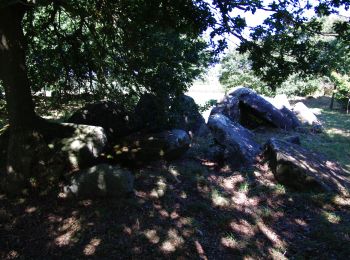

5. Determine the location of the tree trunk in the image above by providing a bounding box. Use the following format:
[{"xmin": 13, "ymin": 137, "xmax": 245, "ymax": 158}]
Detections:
[
  {"xmin": 330, "ymin": 85, "xmax": 337, "ymax": 110},
  {"xmin": 0, "ymin": 4, "xmax": 36, "ymax": 128},
  {"xmin": 0, "ymin": 4, "xmax": 41, "ymax": 194}
]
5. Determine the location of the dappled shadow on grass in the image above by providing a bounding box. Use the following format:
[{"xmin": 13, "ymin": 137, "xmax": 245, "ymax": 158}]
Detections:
[{"xmin": 1, "ymin": 154, "xmax": 350, "ymax": 259}]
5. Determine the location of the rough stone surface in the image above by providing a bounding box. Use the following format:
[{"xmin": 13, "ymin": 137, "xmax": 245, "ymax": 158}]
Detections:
[
  {"xmin": 134, "ymin": 94, "xmax": 205, "ymax": 136},
  {"xmin": 67, "ymin": 101, "xmax": 132, "ymax": 143},
  {"xmin": 133, "ymin": 93, "xmax": 166, "ymax": 132},
  {"xmin": 266, "ymin": 94, "xmax": 292, "ymax": 110},
  {"xmin": 210, "ymin": 96, "xmax": 240, "ymax": 123},
  {"xmin": 264, "ymin": 138, "xmax": 350, "ymax": 195},
  {"xmin": 170, "ymin": 95, "xmax": 206, "ymax": 137},
  {"xmin": 55, "ymin": 123, "xmax": 108, "ymax": 171},
  {"xmin": 280, "ymin": 106, "xmax": 302, "ymax": 129},
  {"xmin": 64, "ymin": 164, "xmax": 134, "ymax": 198},
  {"xmin": 229, "ymin": 87, "xmax": 296, "ymax": 130},
  {"xmin": 208, "ymin": 114, "xmax": 261, "ymax": 164},
  {"xmin": 283, "ymin": 135, "xmax": 301, "ymax": 145},
  {"xmin": 114, "ymin": 129, "xmax": 191, "ymax": 163},
  {"xmin": 292, "ymin": 102, "xmax": 322, "ymax": 126},
  {"xmin": 264, "ymin": 95, "xmax": 301, "ymax": 129},
  {"xmin": 196, "ymin": 124, "xmax": 211, "ymax": 138}
]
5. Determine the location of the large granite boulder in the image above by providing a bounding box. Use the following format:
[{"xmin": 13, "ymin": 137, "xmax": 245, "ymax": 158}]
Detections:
[
  {"xmin": 133, "ymin": 93, "xmax": 167, "ymax": 132},
  {"xmin": 169, "ymin": 95, "xmax": 206, "ymax": 137},
  {"xmin": 114, "ymin": 129, "xmax": 190, "ymax": 163},
  {"xmin": 264, "ymin": 138, "xmax": 350, "ymax": 195},
  {"xmin": 0, "ymin": 123, "xmax": 108, "ymax": 174},
  {"xmin": 0, "ymin": 123, "xmax": 108, "ymax": 195},
  {"xmin": 266, "ymin": 94, "xmax": 291, "ymax": 110},
  {"xmin": 54, "ymin": 123, "xmax": 108, "ymax": 171},
  {"xmin": 292, "ymin": 102, "xmax": 322, "ymax": 126},
  {"xmin": 265, "ymin": 94, "xmax": 301, "ymax": 128},
  {"xmin": 228, "ymin": 87, "xmax": 296, "ymax": 130},
  {"xmin": 64, "ymin": 164, "xmax": 134, "ymax": 198},
  {"xmin": 208, "ymin": 114, "xmax": 260, "ymax": 165},
  {"xmin": 134, "ymin": 93, "xmax": 205, "ymax": 136},
  {"xmin": 210, "ymin": 96, "xmax": 240, "ymax": 123},
  {"xmin": 67, "ymin": 101, "xmax": 133, "ymax": 143}
]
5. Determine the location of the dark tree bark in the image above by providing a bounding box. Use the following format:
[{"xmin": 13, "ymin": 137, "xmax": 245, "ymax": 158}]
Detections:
[
  {"xmin": 330, "ymin": 86, "xmax": 336, "ymax": 110},
  {"xmin": 0, "ymin": 4, "xmax": 36, "ymax": 128},
  {"xmin": 0, "ymin": 4, "xmax": 42, "ymax": 194}
]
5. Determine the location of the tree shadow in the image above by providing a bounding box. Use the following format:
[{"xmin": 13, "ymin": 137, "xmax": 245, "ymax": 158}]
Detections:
[{"xmin": 1, "ymin": 149, "xmax": 350, "ymax": 259}]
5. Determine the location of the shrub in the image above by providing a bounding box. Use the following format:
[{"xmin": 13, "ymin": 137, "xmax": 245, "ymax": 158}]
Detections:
[
  {"xmin": 277, "ymin": 74, "xmax": 330, "ymax": 97},
  {"xmin": 330, "ymin": 71, "xmax": 350, "ymax": 110}
]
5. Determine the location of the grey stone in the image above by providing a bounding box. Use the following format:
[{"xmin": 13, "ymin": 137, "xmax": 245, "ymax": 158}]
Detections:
[
  {"xmin": 114, "ymin": 129, "xmax": 191, "ymax": 163},
  {"xmin": 264, "ymin": 95, "xmax": 301, "ymax": 128},
  {"xmin": 134, "ymin": 94, "xmax": 205, "ymax": 137},
  {"xmin": 208, "ymin": 114, "xmax": 261, "ymax": 165},
  {"xmin": 283, "ymin": 135, "xmax": 301, "ymax": 145},
  {"xmin": 170, "ymin": 95, "xmax": 206, "ymax": 137},
  {"xmin": 67, "ymin": 101, "xmax": 133, "ymax": 143},
  {"xmin": 64, "ymin": 164, "xmax": 134, "ymax": 198},
  {"xmin": 264, "ymin": 138, "xmax": 350, "ymax": 195},
  {"xmin": 210, "ymin": 96, "xmax": 240, "ymax": 123},
  {"xmin": 56, "ymin": 123, "xmax": 108, "ymax": 171},
  {"xmin": 267, "ymin": 94, "xmax": 292, "ymax": 110},
  {"xmin": 229, "ymin": 87, "xmax": 296, "ymax": 130},
  {"xmin": 292, "ymin": 102, "xmax": 322, "ymax": 126}
]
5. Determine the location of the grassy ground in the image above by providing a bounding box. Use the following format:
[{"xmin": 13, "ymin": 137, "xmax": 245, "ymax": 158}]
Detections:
[
  {"xmin": 0, "ymin": 96, "xmax": 350, "ymax": 259},
  {"xmin": 292, "ymin": 96, "xmax": 350, "ymax": 173}
]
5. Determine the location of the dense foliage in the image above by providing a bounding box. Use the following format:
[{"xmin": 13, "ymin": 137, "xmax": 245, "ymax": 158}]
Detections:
[
  {"xmin": 22, "ymin": 1, "xmax": 213, "ymax": 106},
  {"xmin": 219, "ymin": 50, "xmax": 271, "ymax": 95},
  {"xmin": 220, "ymin": 15, "xmax": 350, "ymax": 101},
  {"xmin": 219, "ymin": 50, "xmax": 334, "ymax": 97},
  {"xmin": 330, "ymin": 71, "xmax": 350, "ymax": 110}
]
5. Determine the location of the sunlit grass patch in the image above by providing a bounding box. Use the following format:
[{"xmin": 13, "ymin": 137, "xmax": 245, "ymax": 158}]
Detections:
[
  {"xmin": 221, "ymin": 232, "xmax": 239, "ymax": 249},
  {"xmin": 302, "ymin": 108, "xmax": 350, "ymax": 173},
  {"xmin": 322, "ymin": 210, "xmax": 341, "ymax": 224},
  {"xmin": 238, "ymin": 182, "xmax": 249, "ymax": 192},
  {"xmin": 211, "ymin": 188, "xmax": 230, "ymax": 207},
  {"xmin": 274, "ymin": 184, "xmax": 286, "ymax": 195}
]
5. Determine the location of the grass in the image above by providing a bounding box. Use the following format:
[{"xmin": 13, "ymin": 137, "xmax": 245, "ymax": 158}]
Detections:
[
  {"xmin": 253, "ymin": 97, "xmax": 350, "ymax": 173},
  {"xmin": 302, "ymin": 108, "xmax": 350, "ymax": 172}
]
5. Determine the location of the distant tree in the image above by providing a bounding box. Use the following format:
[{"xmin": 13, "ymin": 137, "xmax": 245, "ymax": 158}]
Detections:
[
  {"xmin": 330, "ymin": 71, "xmax": 350, "ymax": 113},
  {"xmin": 219, "ymin": 50, "xmax": 271, "ymax": 95},
  {"xmin": 240, "ymin": 13, "xmax": 350, "ymax": 91}
]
